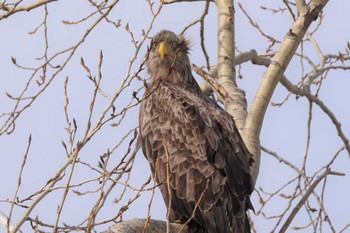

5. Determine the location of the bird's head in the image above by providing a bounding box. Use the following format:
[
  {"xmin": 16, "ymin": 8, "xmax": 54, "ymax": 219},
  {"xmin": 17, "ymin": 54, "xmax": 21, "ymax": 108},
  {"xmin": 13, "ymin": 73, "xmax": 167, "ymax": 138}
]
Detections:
[{"xmin": 146, "ymin": 30, "xmax": 191, "ymax": 81}]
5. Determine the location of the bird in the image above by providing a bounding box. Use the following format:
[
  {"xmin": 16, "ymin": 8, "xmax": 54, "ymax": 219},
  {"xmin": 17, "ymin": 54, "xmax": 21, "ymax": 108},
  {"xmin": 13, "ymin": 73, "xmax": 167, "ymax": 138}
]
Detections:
[{"xmin": 139, "ymin": 29, "xmax": 254, "ymax": 233}]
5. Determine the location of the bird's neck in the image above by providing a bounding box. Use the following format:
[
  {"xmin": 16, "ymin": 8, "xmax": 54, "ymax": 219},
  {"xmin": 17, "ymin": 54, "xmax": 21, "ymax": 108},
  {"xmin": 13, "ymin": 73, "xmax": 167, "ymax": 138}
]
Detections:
[{"xmin": 149, "ymin": 67, "xmax": 200, "ymax": 90}]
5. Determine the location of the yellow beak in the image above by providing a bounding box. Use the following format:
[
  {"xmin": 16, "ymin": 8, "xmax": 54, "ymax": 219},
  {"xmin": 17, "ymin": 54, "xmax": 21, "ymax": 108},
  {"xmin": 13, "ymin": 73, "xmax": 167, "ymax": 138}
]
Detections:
[{"xmin": 158, "ymin": 41, "xmax": 171, "ymax": 60}]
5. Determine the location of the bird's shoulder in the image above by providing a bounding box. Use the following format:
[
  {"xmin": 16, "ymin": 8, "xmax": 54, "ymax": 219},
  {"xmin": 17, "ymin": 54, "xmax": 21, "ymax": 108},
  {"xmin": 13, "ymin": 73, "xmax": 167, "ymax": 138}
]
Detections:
[{"xmin": 141, "ymin": 81, "xmax": 252, "ymax": 175}]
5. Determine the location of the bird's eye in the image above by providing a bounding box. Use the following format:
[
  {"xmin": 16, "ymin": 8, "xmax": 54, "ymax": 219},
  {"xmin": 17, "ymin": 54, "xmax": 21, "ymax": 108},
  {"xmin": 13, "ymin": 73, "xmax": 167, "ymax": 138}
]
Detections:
[
  {"xmin": 153, "ymin": 42, "xmax": 157, "ymax": 47},
  {"xmin": 170, "ymin": 42, "xmax": 177, "ymax": 48}
]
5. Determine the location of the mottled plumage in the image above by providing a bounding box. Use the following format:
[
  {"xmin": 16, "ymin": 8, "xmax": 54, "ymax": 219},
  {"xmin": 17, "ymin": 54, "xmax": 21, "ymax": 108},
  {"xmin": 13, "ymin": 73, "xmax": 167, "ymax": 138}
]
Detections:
[{"xmin": 139, "ymin": 30, "xmax": 254, "ymax": 233}]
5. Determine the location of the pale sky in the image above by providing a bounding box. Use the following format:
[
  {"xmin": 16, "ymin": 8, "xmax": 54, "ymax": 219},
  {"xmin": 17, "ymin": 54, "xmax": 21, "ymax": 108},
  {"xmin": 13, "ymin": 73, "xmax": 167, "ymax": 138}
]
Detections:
[{"xmin": 1, "ymin": 1, "xmax": 349, "ymax": 232}]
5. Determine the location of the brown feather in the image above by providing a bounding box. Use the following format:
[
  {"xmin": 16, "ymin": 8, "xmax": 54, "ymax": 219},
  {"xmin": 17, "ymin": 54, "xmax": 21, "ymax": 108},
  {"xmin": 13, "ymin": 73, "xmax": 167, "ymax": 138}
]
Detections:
[{"xmin": 139, "ymin": 30, "xmax": 254, "ymax": 233}]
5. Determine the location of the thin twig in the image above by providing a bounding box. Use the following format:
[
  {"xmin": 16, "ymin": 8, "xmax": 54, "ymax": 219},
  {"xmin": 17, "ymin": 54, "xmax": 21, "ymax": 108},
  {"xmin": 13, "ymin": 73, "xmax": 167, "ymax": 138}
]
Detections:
[
  {"xmin": 0, "ymin": 0, "xmax": 57, "ymax": 20},
  {"xmin": 192, "ymin": 64, "xmax": 232, "ymax": 102},
  {"xmin": 279, "ymin": 169, "xmax": 345, "ymax": 233},
  {"xmin": 7, "ymin": 135, "xmax": 31, "ymax": 232}
]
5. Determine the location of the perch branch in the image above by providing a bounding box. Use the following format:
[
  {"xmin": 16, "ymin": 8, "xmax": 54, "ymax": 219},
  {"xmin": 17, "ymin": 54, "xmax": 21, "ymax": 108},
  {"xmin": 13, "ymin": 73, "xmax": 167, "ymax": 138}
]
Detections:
[{"xmin": 102, "ymin": 219, "xmax": 187, "ymax": 233}]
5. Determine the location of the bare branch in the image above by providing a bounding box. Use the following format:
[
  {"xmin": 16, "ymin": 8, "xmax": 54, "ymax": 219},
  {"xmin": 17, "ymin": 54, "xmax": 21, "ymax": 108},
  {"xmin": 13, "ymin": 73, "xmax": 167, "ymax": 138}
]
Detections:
[
  {"xmin": 192, "ymin": 64, "xmax": 232, "ymax": 103},
  {"xmin": 215, "ymin": 0, "xmax": 249, "ymax": 133},
  {"xmin": 296, "ymin": 0, "xmax": 307, "ymax": 15},
  {"xmin": 11, "ymin": 157, "xmax": 66, "ymax": 233},
  {"xmin": 261, "ymin": 146, "xmax": 302, "ymax": 176},
  {"xmin": 0, "ymin": 0, "xmax": 120, "ymax": 136},
  {"xmin": 0, "ymin": 0, "xmax": 57, "ymax": 20},
  {"xmin": 0, "ymin": 211, "xmax": 23, "ymax": 233},
  {"xmin": 199, "ymin": 0, "xmax": 211, "ymax": 69},
  {"xmin": 239, "ymin": 2, "xmax": 281, "ymax": 50},
  {"xmin": 243, "ymin": 0, "xmax": 329, "ymax": 184},
  {"xmin": 280, "ymin": 76, "xmax": 350, "ymax": 156},
  {"xmin": 241, "ymin": 50, "xmax": 350, "ymax": 156},
  {"xmin": 279, "ymin": 169, "xmax": 345, "ymax": 233},
  {"xmin": 8, "ymin": 134, "xmax": 32, "ymax": 232},
  {"xmin": 340, "ymin": 222, "xmax": 350, "ymax": 233}
]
